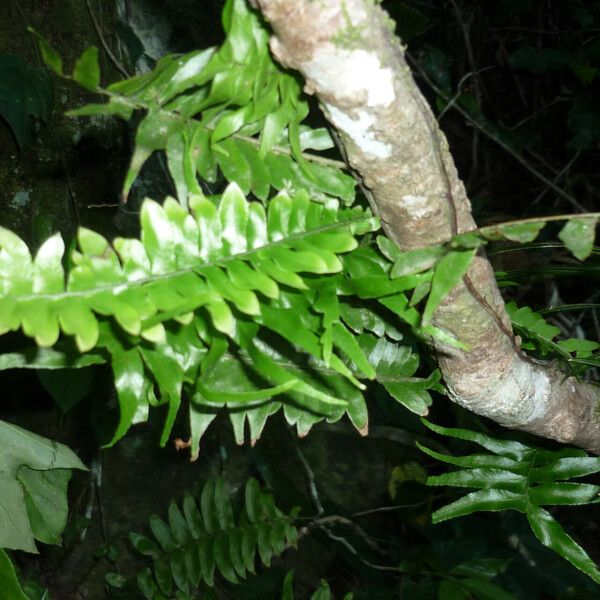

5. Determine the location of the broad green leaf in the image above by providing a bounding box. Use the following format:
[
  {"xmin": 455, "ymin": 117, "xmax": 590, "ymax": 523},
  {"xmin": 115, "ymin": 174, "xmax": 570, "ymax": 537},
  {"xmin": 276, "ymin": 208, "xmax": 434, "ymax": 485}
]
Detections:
[
  {"xmin": 0, "ymin": 549, "xmax": 29, "ymax": 600},
  {"xmin": 108, "ymin": 346, "xmax": 149, "ymax": 445},
  {"xmin": 310, "ymin": 581, "xmax": 332, "ymax": 600},
  {"xmin": 0, "ymin": 56, "xmax": 53, "ymax": 149},
  {"xmin": 198, "ymin": 536, "xmax": 215, "ymax": 586},
  {"xmin": 282, "ymin": 570, "xmax": 295, "ymax": 600},
  {"xmin": 72, "ymin": 46, "xmax": 100, "ymax": 90},
  {"xmin": 244, "ymin": 479, "xmax": 261, "ymax": 523},
  {"xmin": 422, "ymin": 249, "xmax": 475, "ymax": 324},
  {"xmin": 0, "ymin": 420, "xmax": 86, "ymax": 552},
  {"xmin": 226, "ymin": 260, "xmax": 278, "ymax": 299},
  {"xmin": 267, "ymin": 192, "xmax": 292, "ymax": 241},
  {"xmin": 531, "ymin": 456, "xmax": 600, "ymax": 482},
  {"xmin": 228, "ymin": 528, "xmax": 247, "ymax": 578},
  {"xmin": 21, "ymin": 301, "xmax": 60, "ymax": 346},
  {"xmin": 497, "ymin": 221, "xmax": 545, "ymax": 243},
  {"xmin": 527, "ymin": 506, "xmax": 600, "ymax": 583},
  {"xmin": 259, "ymin": 100, "xmax": 294, "ymax": 157},
  {"xmin": 130, "ymin": 532, "xmax": 161, "ymax": 559},
  {"xmin": 558, "ymin": 217, "xmax": 597, "ymax": 261},
  {"xmin": 391, "ymin": 246, "xmax": 444, "ymax": 278},
  {"xmin": 384, "ymin": 381, "xmax": 432, "ymax": 416},
  {"xmin": 422, "ymin": 420, "xmax": 530, "ymax": 459},
  {"xmin": 168, "ymin": 502, "xmax": 191, "ymax": 546},
  {"xmin": 28, "ymin": 27, "xmax": 63, "ymax": 75},
  {"xmin": 124, "ymin": 110, "xmax": 183, "ymax": 198},
  {"xmin": 431, "ymin": 488, "xmax": 526, "ymax": 523},
  {"xmin": 214, "ymin": 534, "xmax": 238, "ymax": 583},
  {"xmin": 237, "ymin": 140, "xmax": 271, "ymax": 200},
  {"xmin": 202, "ymin": 266, "xmax": 260, "ymax": 315},
  {"xmin": 450, "ymin": 558, "xmax": 510, "ymax": 578},
  {"xmin": 506, "ymin": 302, "xmax": 565, "ymax": 357},
  {"xmin": 18, "ymin": 468, "xmax": 72, "ymax": 545},
  {"xmin": 212, "ymin": 105, "xmax": 253, "ymax": 142},
  {"xmin": 137, "ymin": 568, "xmax": 158, "ymax": 599},
  {"xmin": 214, "ymin": 478, "xmax": 235, "ymax": 530},
  {"xmin": 427, "ymin": 467, "xmax": 524, "ymax": 490},
  {"xmin": 170, "ymin": 548, "xmax": 189, "ymax": 593},
  {"xmin": 358, "ymin": 334, "xmax": 438, "ymax": 415},
  {"xmin": 184, "ymin": 543, "xmax": 201, "ymax": 587},
  {"xmin": 438, "ymin": 580, "xmax": 469, "ymax": 600},
  {"xmin": 58, "ymin": 299, "xmax": 99, "ymax": 352},
  {"xmin": 527, "ymin": 482, "xmax": 599, "ymax": 506},
  {"xmin": 150, "ymin": 515, "xmax": 178, "ymax": 552},
  {"xmin": 219, "ymin": 183, "xmax": 249, "ymax": 254},
  {"xmin": 140, "ymin": 348, "xmax": 184, "ymax": 446},
  {"xmin": 200, "ymin": 480, "xmax": 217, "ymax": 536},
  {"xmin": 157, "ymin": 48, "xmax": 215, "ymax": 103},
  {"xmin": 300, "ymin": 127, "xmax": 334, "ymax": 151},
  {"xmin": 557, "ymin": 338, "xmax": 600, "ymax": 357},
  {"xmin": 154, "ymin": 558, "xmax": 173, "ymax": 595},
  {"xmin": 182, "ymin": 494, "xmax": 204, "ymax": 540}
]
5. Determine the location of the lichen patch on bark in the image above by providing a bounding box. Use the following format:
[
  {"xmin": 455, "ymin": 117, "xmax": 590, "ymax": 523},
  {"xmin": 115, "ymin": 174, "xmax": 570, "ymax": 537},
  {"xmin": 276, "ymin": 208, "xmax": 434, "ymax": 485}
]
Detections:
[
  {"xmin": 325, "ymin": 104, "xmax": 392, "ymax": 158},
  {"xmin": 303, "ymin": 46, "xmax": 395, "ymax": 107},
  {"xmin": 399, "ymin": 194, "xmax": 436, "ymax": 218}
]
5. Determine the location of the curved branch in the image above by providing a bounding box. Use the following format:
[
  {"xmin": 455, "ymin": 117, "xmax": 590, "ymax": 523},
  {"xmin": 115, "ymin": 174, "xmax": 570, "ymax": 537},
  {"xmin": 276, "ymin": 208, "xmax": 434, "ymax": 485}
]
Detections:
[{"xmin": 253, "ymin": 0, "xmax": 600, "ymax": 453}]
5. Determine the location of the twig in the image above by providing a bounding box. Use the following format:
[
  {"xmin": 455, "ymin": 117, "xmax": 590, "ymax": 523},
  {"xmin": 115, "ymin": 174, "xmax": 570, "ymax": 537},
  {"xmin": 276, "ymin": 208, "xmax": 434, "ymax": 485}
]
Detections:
[
  {"xmin": 235, "ymin": 131, "xmax": 348, "ymax": 171},
  {"xmin": 406, "ymin": 51, "xmax": 586, "ymax": 212},
  {"xmin": 477, "ymin": 211, "xmax": 600, "ymax": 235},
  {"xmin": 437, "ymin": 68, "xmax": 493, "ymax": 122},
  {"xmin": 316, "ymin": 526, "xmax": 402, "ymax": 573},
  {"xmin": 447, "ymin": 0, "xmax": 483, "ymax": 188},
  {"xmin": 351, "ymin": 497, "xmax": 438, "ymax": 518},
  {"xmin": 85, "ymin": 0, "xmax": 130, "ymax": 79},
  {"xmin": 293, "ymin": 436, "xmax": 324, "ymax": 516},
  {"xmin": 533, "ymin": 151, "xmax": 581, "ymax": 207}
]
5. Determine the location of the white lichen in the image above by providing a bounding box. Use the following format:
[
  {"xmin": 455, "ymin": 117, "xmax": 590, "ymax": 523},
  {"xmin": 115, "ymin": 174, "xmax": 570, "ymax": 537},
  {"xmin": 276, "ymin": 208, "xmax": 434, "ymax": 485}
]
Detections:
[
  {"xmin": 326, "ymin": 104, "xmax": 391, "ymax": 158},
  {"xmin": 400, "ymin": 195, "xmax": 434, "ymax": 218},
  {"xmin": 305, "ymin": 45, "xmax": 395, "ymax": 107}
]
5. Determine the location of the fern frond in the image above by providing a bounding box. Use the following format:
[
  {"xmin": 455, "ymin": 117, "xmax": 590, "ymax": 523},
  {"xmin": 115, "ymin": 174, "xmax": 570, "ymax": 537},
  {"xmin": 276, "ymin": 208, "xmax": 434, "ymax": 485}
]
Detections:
[
  {"xmin": 0, "ymin": 183, "xmax": 378, "ymax": 446},
  {"xmin": 56, "ymin": 0, "xmax": 355, "ymax": 207},
  {"xmin": 0, "ymin": 184, "xmax": 374, "ymax": 347},
  {"xmin": 418, "ymin": 420, "xmax": 600, "ymax": 584},
  {"xmin": 128, "ymin": 478, "xmax": 297, "ymax": 598}
]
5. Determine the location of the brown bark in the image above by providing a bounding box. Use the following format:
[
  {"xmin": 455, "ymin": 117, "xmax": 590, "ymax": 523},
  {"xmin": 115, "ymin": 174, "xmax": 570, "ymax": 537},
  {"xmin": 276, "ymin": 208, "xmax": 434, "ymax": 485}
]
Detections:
[{"xmin": 252, "ymin": 0, "xmax": 600, "ymax": 452}]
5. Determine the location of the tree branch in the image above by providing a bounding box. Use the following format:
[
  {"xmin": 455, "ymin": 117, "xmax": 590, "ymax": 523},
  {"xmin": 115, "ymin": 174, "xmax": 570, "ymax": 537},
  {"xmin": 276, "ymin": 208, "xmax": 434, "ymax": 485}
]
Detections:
[{"xmin": 253, "ymin": 0, "xmax": 600, "ymax": 453}]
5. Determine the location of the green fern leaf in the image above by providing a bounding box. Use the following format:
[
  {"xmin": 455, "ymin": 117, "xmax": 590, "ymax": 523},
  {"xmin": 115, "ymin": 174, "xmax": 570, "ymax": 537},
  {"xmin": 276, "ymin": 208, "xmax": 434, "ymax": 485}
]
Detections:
[
  {"xmin": 53, "ymin": 0, "xmax": 356, "ymax": 207},
  {"xmin": 418, "ymin": 420, "xmax": 600, "ymax": 584},
  {"xmin": 129, "ymin": 478, "xmax": 297, "ymax": 597},
  {"xmin": 0, "ymin": 184, "xmax": 380, "ymax": 446}
]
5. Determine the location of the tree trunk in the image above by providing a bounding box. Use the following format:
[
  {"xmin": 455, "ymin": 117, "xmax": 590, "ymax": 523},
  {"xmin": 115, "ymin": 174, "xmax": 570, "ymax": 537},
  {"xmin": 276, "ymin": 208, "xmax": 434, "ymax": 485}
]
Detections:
[{"xmin": 251, "ymin": 0, "xmax": 600, "ymax": 453}]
